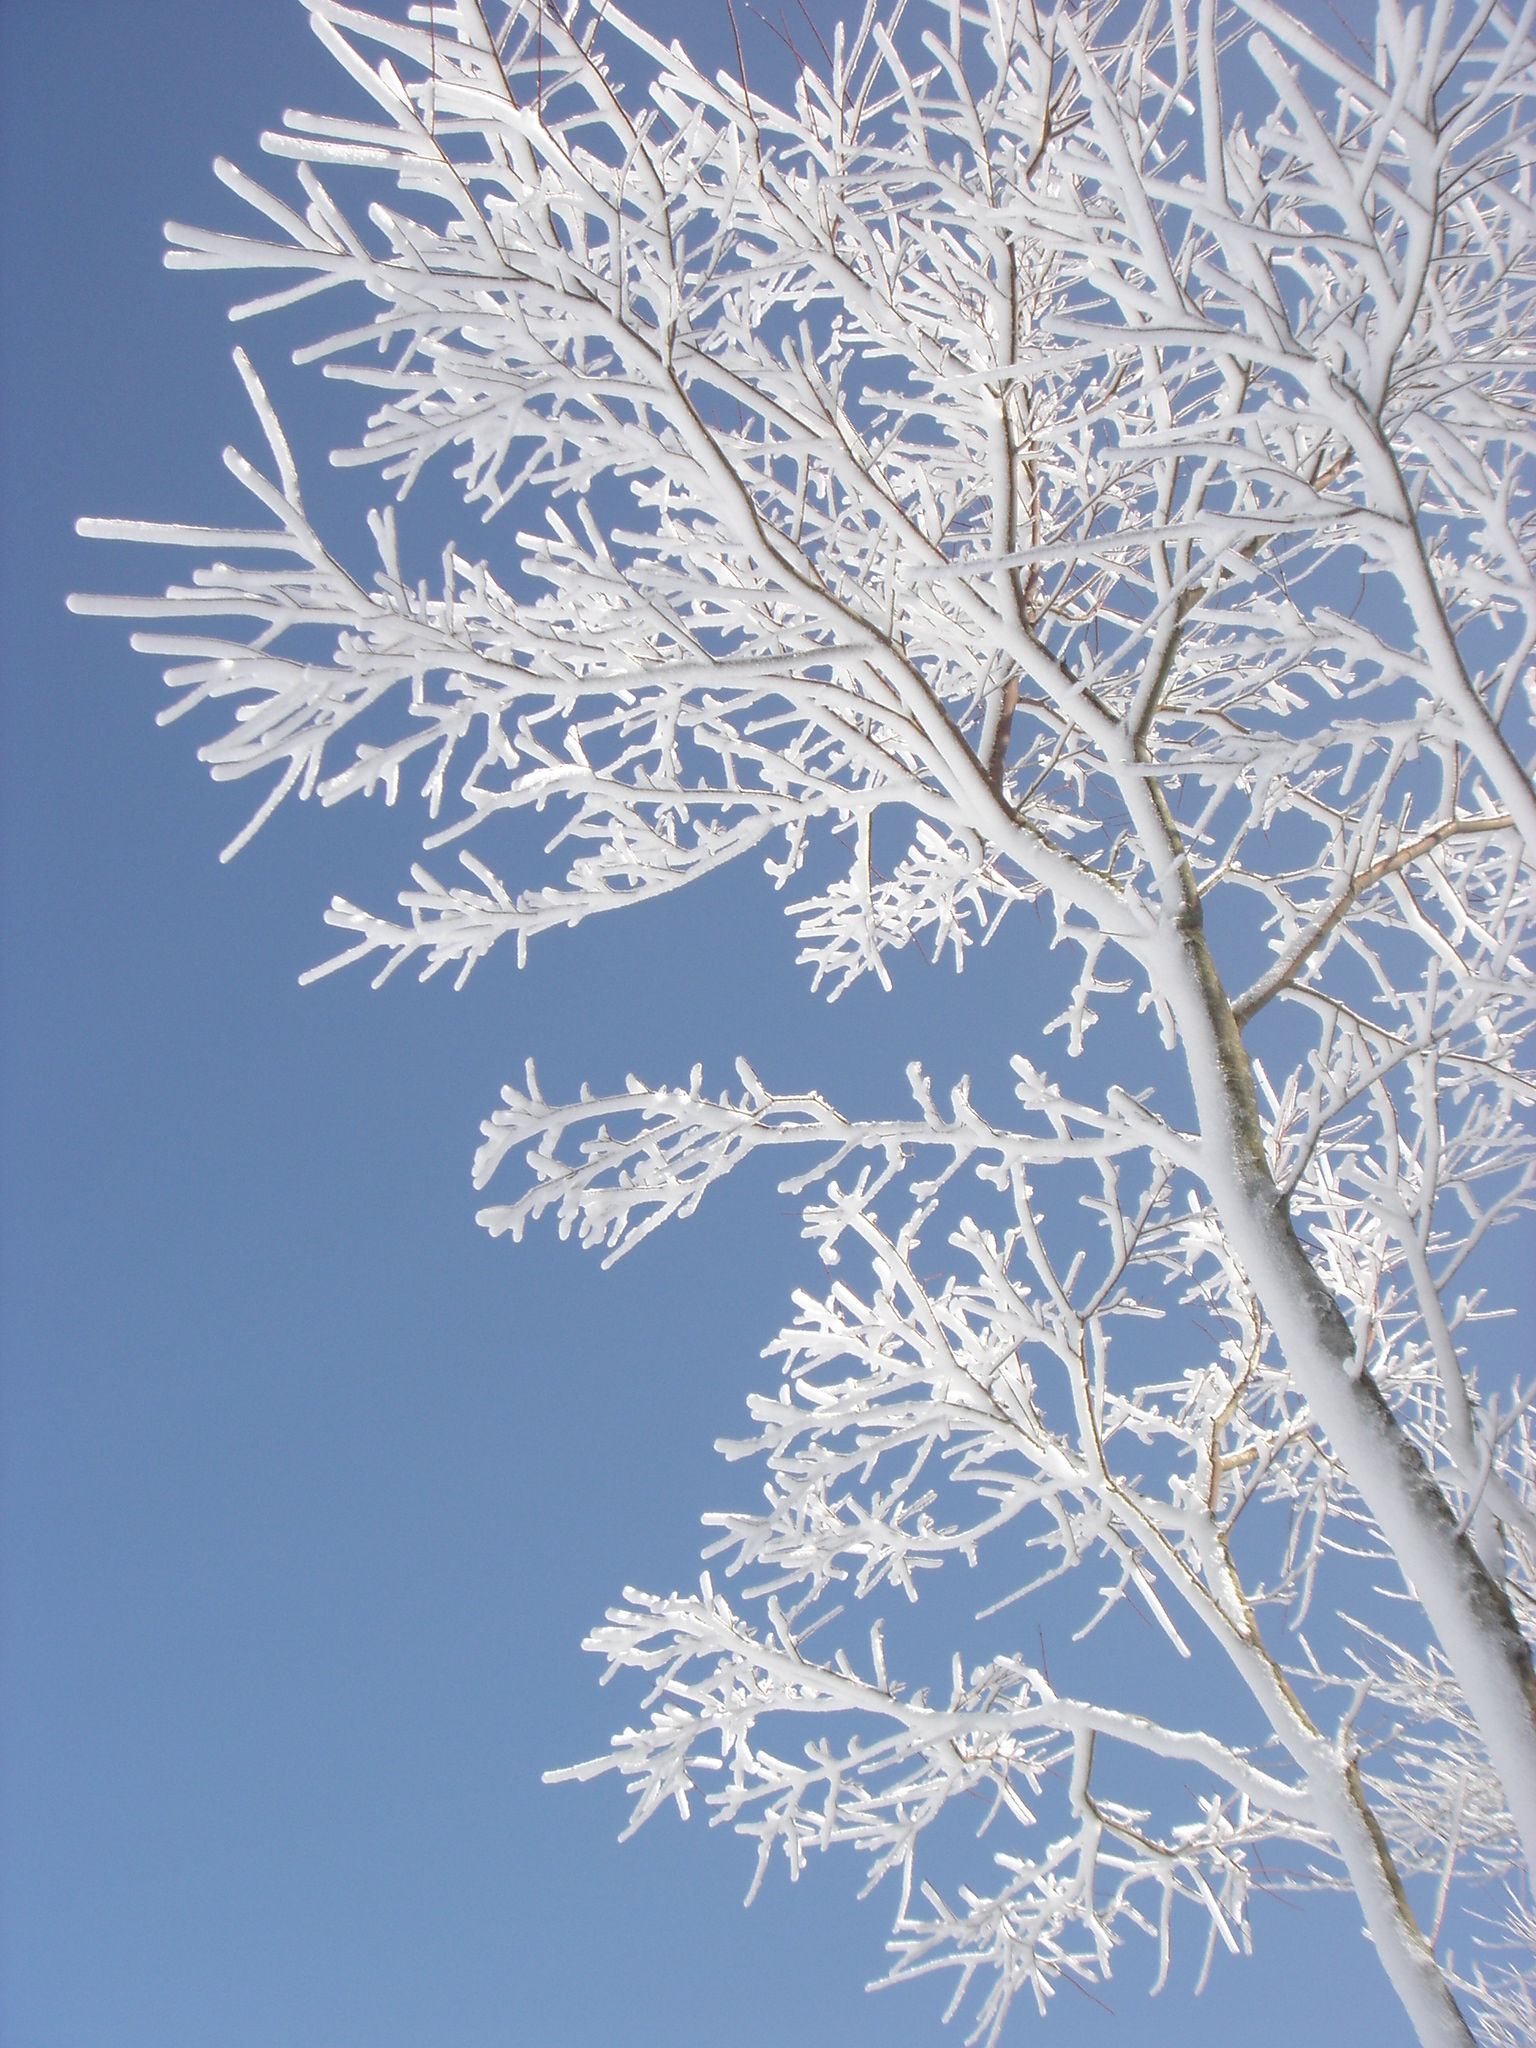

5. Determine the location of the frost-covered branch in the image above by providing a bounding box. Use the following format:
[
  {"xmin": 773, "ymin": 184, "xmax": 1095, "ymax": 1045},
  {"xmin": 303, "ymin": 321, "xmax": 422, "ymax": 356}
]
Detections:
[{"xmin": 78, "ymin": 0, "xmax": 1536, "ymax": 2039}]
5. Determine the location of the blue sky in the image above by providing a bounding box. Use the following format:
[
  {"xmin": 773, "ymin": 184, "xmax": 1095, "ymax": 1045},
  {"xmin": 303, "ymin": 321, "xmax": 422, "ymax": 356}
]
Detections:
[{"xmin": 1, "ymin": 4, "xmax": 1413, "ymax": 2044}]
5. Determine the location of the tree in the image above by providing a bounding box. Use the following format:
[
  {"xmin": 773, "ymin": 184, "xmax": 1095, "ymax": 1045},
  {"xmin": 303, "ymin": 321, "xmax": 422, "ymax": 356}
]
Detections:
[{"xmin": 71, "ymin": 0, "xmax": 1536, "ymax": 2038}]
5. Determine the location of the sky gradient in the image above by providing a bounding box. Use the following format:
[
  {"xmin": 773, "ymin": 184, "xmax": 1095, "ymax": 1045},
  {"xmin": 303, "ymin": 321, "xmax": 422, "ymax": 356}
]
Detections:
[{"xmin": 2, "ymin": 5, "xmax": 1424, "ymax": 2044}]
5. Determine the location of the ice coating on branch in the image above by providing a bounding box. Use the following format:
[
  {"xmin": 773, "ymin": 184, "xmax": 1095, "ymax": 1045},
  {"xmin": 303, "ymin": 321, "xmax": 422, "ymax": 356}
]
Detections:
[{"xmin": 74, "ymin": 0, "xmax": 1536, "ymax": 2039}]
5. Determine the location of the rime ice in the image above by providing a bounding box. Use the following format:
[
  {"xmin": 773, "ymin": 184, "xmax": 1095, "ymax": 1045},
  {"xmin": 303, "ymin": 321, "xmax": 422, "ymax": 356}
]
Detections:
[{"xmin": 73, "ymin": 3, "xmax": 1536, "ymax": 2042}]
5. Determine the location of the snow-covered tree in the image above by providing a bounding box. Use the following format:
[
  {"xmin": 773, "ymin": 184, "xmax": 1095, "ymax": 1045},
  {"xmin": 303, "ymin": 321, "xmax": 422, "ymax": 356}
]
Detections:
[{"xmin": 73, "ymin": 0, "xmax": 1536, "ymax": 2038}]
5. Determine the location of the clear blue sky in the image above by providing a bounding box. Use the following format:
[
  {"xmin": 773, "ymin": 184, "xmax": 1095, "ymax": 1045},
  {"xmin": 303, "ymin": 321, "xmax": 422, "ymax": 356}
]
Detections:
[{"xmin": 1, "ymin": 4, "xmax": 1411, "ymax": 2044}]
